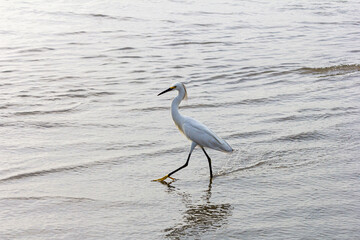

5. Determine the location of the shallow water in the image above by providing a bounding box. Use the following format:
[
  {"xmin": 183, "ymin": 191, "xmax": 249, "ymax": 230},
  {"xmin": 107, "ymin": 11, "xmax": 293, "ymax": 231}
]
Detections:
[{"xmin": 1, "ymin": 0, "xmax": 360, "ymax": 239}]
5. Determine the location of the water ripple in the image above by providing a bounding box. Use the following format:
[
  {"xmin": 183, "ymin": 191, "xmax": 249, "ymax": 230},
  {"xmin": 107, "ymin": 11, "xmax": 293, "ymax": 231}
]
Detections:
[
  {"xmin": 275, "ymin": 131, "xmax": 326, "ymax": 142},
  {"xmin": 13, "ymin": 104, "xmax": 82, "ymax": 116},
  {"xmin": 298, "ymin": 64, "xmax": 360, "ymax": 75}
]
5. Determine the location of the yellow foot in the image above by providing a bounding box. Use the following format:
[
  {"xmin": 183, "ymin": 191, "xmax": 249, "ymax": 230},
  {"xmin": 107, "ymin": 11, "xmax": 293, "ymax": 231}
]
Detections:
[{"xmin": 152, "ymin": 174, "xmax": 175, "ymax": 182}]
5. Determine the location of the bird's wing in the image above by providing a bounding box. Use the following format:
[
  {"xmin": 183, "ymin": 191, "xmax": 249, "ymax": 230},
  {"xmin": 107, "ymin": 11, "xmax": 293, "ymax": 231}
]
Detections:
[{"xmin": 182, "ymin": 117, "xmax": 232, "ymax": 152}]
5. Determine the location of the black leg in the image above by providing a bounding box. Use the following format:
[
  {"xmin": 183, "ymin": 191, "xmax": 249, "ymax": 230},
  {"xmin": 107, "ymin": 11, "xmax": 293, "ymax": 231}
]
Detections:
[
  {"xmin": 201, "ymin": 147, "xmax": 213, "ymax": 179},
  {"xmin": 168, "ymin": 152, "xmax": 192, "ymax": 177}
]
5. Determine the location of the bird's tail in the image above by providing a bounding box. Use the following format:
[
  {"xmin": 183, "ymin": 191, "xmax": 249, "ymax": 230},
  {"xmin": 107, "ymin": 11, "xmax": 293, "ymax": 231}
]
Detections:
[{"xmin": 220, "ymin": 140, "xmax": 233, "ymax": 153}]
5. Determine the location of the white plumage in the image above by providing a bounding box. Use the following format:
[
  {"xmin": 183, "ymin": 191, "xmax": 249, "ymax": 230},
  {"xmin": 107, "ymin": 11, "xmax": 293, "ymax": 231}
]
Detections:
[
  {"xmin": 153, "ymin": 82, "xmax": 232, "ymax": 182},
  {"xmin": 182, "ymin": 118, "xmax": 233, "ymax": 152}
]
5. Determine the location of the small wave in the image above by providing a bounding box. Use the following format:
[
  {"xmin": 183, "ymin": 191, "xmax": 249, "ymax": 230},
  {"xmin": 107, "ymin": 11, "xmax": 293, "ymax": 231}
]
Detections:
[
  {"xmin": 266, "ymin": 106, "xmax": 359, "ymax": 123},
  {"xmin": 132, "ymin": 97, "xmax": 275, "ymax": 112},
  {"xmin": 2, "ymin": 70, "xmax": 16, "ymax": 73},
  {"xmin": 266, "ymin": 111, "xmax": 355, "ymax": 123},
  {"xmin": 262, "ymin": 79, "xmax": 288, "ymax": 86},
  {"xmin": 0, "ymin": 166, "xmax": 81, "ymax": 182},
  {"xmin": 24, "ymin": 121, "xmax": 70, "ymax": 129},
  {"xmin": 297, "ymin": 107, "xmax": 325, "ymax": 113},
  {"xmin": 82, "ymin": 54, "xmax": 109, "ymax": 59},
  {"xmin": 117, "ymin": 55, "xmax": 141, "ymax": 59},
  {"xmin": 166, "ymin": 41, "xmax": 224, "ymax": 47},
  {"xmin": 88, "ymin": 13, "xmax": 117, "ymax": 19},
  {"xmin": 173, "ymin": 64, "xmax": 196, "ymax": 69},
  {"xmin": 271, "ymin": 115, "xmax": 300, "ymax": 122},
  {"xmin": 54, "ymin": 91, "xmax": 115, "ymax": 99},
  {"xmin": 187, "ymin": 97, "xmax": 277, "ymax": 108},
  {"xmin": 131, "ymin": 70, "xmax": 146, "ymax": 73},
  {"xmin": 14, "ymin": 109, "xmax": 72, "ymax": 116},
  {"xmin": 92, "ymin": 91, "xmax": 116, "ymax": 96},
  {"xmin": 57, "ymin": 93, "xmax": 89, "ymax": 98},
  {"xmin": 298, "ymin": 64, "xmax": 360, "ymax": 75},
  {"xmin": 59, "ymin": 31, "xmax": 87, "ymax": 35},
  {"xmin": 107, "ymin": 47, "xmax": 136, "ymax": 51},
  {"xmin": 38, "ymin": 9, "xmax": 119, "ymax": 20},
  {"xmin": 242, "ymin": 70, "xmax": 276, "ymax": 78},
  {"xmin": 215, "ymin": 160, "xmax": 267, "ymax": 177},
  {"xmin": 18, "ymin": 47, "xmax": 55, "ymax": 53},
  {"xmin": 276, "ymin": 131, "xmax": 325, "ymax": 142},
  {"xmin": 180, "ymin": 11, "xmax": 238, "ymax": 16},
  {"xmin": 108, "ymin": 141, "xmax": 158, "ymax": 151},
  {"xmin": 66, "ymin": 88, "xmax": 87, "ymax": 93},
  {"xmin": 203, "ymin": 74, "xmax": 230, "ymax": 81},
  {"xmin": 67, "ymin": 42, "xmax": 91, "ymax": 46},
  {"xmin": 0, "ymin": 103, "xmax": 18, "ymax": 109},
  {"xmin": 15, "ymin": 108, "xmax": 70, "ymax": 116},
  {"xmin": 132, "ymin": 106, "xmax": 168, "ymax": 112},
  {"xmin": 263, "ymin": 113, "xmax": 313, "ymax": 123},
  {"xmin": 228, "ymin": 130, "xmax": 273, "ymax": 139},
  {"xmin": 274, "ymin": 159, "xmax": 317, "ymax": 170},
  {"xmin": 14, "ymin": 103, "xmax": 82, "ymax": 116},
  {"xmin": 0, "ymin": 156, "xmax": 121, "ymax": 183},
  {"xmin": 0, "ymin": 196, "xmax": 96, "ymax": 202}
]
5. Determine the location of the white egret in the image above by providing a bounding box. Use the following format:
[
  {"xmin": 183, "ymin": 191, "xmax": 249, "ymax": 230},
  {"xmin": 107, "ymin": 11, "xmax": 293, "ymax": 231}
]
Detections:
[{"xmin": 153, "ymin": 82, "xmax": 233, "ymax": 182}]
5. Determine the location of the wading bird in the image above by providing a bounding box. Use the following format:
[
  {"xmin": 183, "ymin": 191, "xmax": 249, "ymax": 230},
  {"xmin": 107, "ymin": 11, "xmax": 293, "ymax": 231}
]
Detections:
[{"xmin": 153, "ymin": 82, "xmax": 233, "ymax": 182}]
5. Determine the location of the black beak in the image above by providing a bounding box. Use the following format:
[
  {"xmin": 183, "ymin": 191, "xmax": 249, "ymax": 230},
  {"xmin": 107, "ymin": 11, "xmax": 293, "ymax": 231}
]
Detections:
[{"xmin": 158, "ymin": 88, "xmax": 173, "ymax": 96}]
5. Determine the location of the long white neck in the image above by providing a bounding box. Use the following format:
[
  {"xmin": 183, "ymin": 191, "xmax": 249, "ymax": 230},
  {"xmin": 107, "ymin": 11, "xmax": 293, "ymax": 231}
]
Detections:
[{"xmin": 171, "ymin": 89, "xmax": 186, "ymax": 128}]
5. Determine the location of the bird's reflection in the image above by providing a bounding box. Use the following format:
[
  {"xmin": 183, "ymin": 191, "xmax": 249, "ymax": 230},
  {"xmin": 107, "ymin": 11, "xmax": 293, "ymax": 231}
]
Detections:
[{"xmin": 161, "ymin": 180, "xmax": 232, "ymax": 239}]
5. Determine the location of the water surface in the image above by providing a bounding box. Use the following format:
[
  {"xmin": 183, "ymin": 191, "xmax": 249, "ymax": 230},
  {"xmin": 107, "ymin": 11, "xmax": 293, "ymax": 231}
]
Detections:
[{"xmin": 1, "ymin": 0, "xmax": 359, "ymax": 239}]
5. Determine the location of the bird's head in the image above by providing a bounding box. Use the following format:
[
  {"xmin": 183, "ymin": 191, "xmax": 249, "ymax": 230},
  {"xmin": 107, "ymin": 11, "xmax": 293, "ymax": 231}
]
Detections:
[{"xmin": 158, "ymin": 82, "xmax": 188, "ymax": 100}]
